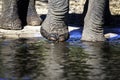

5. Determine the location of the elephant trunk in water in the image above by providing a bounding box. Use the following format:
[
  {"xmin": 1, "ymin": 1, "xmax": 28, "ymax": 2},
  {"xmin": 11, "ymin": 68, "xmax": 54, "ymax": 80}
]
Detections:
[
  {"xmin": 40, "ymin": 0, "xmax": 69, "ymax": 42},
  {"xmin": 81, "ymin": 0, "xmax": 106, "ymax": 42}
]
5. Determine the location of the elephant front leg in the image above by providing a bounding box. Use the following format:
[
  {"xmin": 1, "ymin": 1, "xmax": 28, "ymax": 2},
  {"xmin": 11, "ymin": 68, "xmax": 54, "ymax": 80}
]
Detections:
[
  {"xmin": 27, "ymin": 0, "xmax": 42, "ymax": 26},
  {"xmin": 40, "ymin": 0, "xmax": 69, "ymax": 42},
  {"xmin": 81, "ymin": 0, "xmax": 106, "ymax": 42},
  {"xmin": 0, "ymin": 0, "xmax": 22, "ymax": 30}
]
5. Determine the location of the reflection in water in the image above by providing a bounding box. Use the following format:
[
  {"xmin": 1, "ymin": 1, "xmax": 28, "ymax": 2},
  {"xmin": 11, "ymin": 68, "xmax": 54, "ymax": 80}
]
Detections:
[
  {"xmin": 63, "ymin": 45, "xmax": 90, "ymax": 80},
  {"xmin": 0, "ymin": 38, "xmax": 120, "ymax": 80},
  {"xmin": 102, "ymin": 42, "xmax": 120, "ymax": 80},
  {"xmin": 0, "ymin": 38, "xmax": 46, "ymax": 80},
  {"xmin": 81, "ymin": 42, "xmax": 106, "ymax": 80},
  {"xmin": 80, "ymin": 41, "xmax": 120, "ymax": 80},
  {"xmin": 42, "ymin": 42, "xmax": 69, "ymax": 80}
]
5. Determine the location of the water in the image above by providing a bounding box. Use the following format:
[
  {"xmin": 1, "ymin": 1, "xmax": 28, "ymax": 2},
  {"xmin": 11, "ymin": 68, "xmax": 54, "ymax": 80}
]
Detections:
[
  {"xmin": 0, "ymin": 37, "xmax": 120, "ymax": 80},
  {"xmin": 0, "ymin": 26, "xmax": 120, "ymax": 80}
]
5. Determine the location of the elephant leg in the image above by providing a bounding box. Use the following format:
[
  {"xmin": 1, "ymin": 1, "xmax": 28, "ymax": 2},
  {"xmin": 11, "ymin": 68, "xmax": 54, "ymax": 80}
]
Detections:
[
  {"xmin": 40, "ymin": 0, "xmax": 69, "ymax": 42},
  {"xmin": 27, "ymin": 0, "xmax": 42, "ymax": 26},
  {"xmin": 81, "ymin": 0, "xmax": 106, "ymax": 42},
  {"xmin": 0, "ymin": 0, "xmax": 22, "ymax": 30}
]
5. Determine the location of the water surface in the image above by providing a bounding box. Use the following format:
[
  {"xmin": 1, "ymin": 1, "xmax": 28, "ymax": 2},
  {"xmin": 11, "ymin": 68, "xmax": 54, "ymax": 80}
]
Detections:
[{"xmin": 0, "ymin": 37, "xmax": 120, "ymax": 80}]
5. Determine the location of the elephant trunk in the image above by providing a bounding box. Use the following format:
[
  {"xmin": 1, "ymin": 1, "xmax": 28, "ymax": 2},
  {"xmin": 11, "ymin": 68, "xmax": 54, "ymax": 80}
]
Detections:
[
  {"xmin": 81, "ymin": 0, "xmax": 106, "ymax": 42},
  {"xmin": 41, "ymin": 0, "xmax": 69, "ymax": 41},
  {"xmin": 48, "ymin": 0, "xmax": 69, "ymax": 22}
]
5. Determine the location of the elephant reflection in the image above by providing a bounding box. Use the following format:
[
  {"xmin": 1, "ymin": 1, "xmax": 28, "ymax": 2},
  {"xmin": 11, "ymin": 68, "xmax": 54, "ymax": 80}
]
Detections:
[
  {"xmin": 0, "ymin": 39, "xmax": 120, "ymax": 80},
  {"xmin": 0, "ymin": 40, "xmax": 69, "ymax": 80},
  {"xmin": 81, "ymin": 42, "xmax": 120, "ymax": 80},
  {"xmin": 0, "ymin": 39, "xmax": 45, "ymax": 79}
]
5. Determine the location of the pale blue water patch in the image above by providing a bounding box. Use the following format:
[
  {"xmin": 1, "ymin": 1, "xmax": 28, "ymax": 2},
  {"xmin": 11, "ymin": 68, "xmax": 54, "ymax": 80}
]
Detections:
[
  {"xmin": 108, "ymin": 35, "xmax": 120, "ymax": 41},
  {"xmin": 105, "ymin": 27, "xmax": 120, "ymax": 41},
  {"xmin": 67, "ymin": 29, "xmax": 82, "ymax": 42},
  {"xmin": 67, "ymin": 27, "xmax": 120, "ymax": 42}
]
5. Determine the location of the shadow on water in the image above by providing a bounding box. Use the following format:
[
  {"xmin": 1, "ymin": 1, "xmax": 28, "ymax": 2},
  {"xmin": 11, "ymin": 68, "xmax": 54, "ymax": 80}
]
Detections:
[{"xmin": 0, "ymin": 38, "xmax": 120, "ymax": 80}]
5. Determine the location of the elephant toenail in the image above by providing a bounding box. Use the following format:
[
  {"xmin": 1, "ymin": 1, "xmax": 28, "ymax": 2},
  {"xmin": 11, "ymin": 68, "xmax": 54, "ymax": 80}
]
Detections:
[
  {"xmin": 48, "ymin": 34, "xmax": 58, "ymax": 41},
  {"xmin": 59, "ymin": 36, "xmax": 65, "ymax": 42}
]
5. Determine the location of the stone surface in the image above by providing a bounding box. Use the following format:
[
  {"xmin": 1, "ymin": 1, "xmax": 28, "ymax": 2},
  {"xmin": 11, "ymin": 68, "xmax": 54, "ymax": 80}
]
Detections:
[
  {"xmin": 35, "ymin": 1, "xmax": 48, "ymax": 15},
  {"xmin": 0, "ymin": 26, "xmax": 41, "ymax": 38},
  {"xmin": 0, "ymin": 25, "xmax": 118, "ymax": 39},
  {"xmin": 0, "ymin": 26, "xmax": 80, "ymax": 39},
  {"xmin": 110, "ymin": 0, "xmax": 120, "ymax": 15}
]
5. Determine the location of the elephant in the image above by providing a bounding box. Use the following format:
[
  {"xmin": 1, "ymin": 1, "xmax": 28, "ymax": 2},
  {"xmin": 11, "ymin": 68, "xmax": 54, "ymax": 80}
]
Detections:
[
  {"xmin": 0, "ymin": 0, "xmax": 108, "ymax": 42},
  {"xmin": 81, "ymin": 0, "xmax": 108, "ymax": 42},
  {"xmin": 0, "ymin": 0, "xmax": 42, "ymax": 30},
  {"xmin": 41, "ymin": 0, "xmax": 108, "ymax": 42}
]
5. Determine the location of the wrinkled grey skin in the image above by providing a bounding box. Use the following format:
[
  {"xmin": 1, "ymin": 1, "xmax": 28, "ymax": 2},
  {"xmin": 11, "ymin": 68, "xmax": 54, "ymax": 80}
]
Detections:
[
  {"xmin": 0, "ymin": 0, "xmax": 107, "ymax": 42},
  {"xmin": 81, "ymin": 0, "xmax": 107, "ymax": 42},
  {"xmin": 40, "ymin": 0, "xmax": 69, "ymax": 42},
  {"xmin": 0, "ymin": 0, "xmax": 41, "ymax": 30},
  {"xmin": 41, "ymin": 0, "xmax": 107, "ymax": 42}
]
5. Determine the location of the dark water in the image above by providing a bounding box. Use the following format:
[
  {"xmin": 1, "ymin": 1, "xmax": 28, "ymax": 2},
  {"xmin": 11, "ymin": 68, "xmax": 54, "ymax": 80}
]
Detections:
[{"xmin": 0, "ymin": 37, "xmax": 120, "ymax": 80}]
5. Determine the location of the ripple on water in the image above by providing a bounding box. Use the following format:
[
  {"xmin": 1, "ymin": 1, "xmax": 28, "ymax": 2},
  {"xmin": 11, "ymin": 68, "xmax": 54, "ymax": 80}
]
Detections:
[{"xmin": 0, "ymin": 33, "xmax": 120, "ymax": 80}]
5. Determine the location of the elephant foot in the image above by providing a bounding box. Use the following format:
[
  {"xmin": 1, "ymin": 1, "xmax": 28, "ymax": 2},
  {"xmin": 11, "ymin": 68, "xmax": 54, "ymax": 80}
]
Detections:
[
  {"xmin": 81, "ymin": 37, "xmax": 105, "ymax": 42},
  {"xmin": 27, "ymin": 15, "xmax": 42, "ymax": 26},
  {"xmin": 0, "ymin": 18, "xmax": 22, "ymax": 30},
  {"xmin": 81, "ymin": 32, "xmax": 105, "ymax": 42},
  {"xmin": 40, "ymin": 20, "xmax": 69, "ymax": 42},
  {"xmin": 41, "ymin": 27, "xmax": 69, "ymax": 42}
]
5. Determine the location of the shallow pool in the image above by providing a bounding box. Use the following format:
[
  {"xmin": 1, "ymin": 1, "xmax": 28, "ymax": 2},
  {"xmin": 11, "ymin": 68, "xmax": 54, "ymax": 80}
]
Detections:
[{"xmin": 0, "ymin": 37, "xmax": 120, "ymax": 80}]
